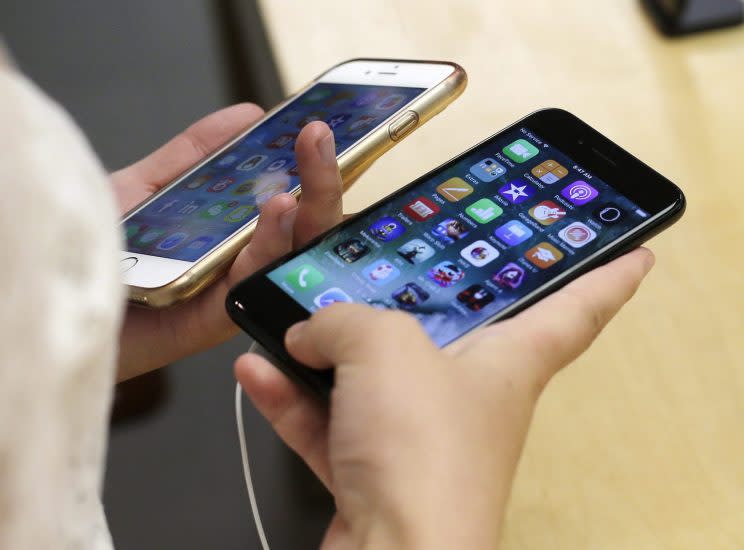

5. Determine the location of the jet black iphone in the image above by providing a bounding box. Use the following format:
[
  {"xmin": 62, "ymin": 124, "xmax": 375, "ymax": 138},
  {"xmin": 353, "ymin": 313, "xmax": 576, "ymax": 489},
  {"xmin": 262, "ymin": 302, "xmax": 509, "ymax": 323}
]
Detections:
[{"xmin": 227, "ymin": 109, "xmax": 686, "ymax": 399}]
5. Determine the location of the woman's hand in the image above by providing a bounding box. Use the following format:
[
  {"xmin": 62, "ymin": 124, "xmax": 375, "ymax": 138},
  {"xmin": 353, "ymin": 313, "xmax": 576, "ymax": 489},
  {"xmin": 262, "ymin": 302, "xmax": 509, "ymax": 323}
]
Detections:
[
  {"xmin": 113, "ymin": 104, "xmax": 344, "ymax": 380},
  {"xmin": 236, "ymin": 248, "xmax": 655, "ymax": 549}
]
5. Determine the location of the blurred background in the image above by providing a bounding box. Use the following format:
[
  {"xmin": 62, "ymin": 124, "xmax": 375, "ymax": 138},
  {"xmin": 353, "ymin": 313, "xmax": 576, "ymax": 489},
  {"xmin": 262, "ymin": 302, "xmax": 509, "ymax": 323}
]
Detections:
[{"xmin": 2, "ymin": 1, "xmax": 743, "ymax": 549}]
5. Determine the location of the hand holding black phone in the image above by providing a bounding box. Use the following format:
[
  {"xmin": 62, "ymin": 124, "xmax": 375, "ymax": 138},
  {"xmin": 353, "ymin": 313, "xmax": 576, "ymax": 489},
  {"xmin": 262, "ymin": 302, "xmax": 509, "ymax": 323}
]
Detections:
[{"xmin": 227, "ymin": 109, "xmax": 685, "ymax": 399}]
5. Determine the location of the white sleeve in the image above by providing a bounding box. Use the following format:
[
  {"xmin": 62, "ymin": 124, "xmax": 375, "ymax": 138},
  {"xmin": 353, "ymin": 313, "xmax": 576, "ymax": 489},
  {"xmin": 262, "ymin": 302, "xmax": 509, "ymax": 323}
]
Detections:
[{"xmin": 0, "ymin": 51, "xmax": 124, "ymax": 549}]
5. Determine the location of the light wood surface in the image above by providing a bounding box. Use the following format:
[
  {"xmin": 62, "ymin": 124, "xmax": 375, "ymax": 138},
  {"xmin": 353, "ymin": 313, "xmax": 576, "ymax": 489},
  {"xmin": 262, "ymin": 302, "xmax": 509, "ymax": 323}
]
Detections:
[{"xmin": 258, "ymin": 2, "xmax": 744, "ymax": 548}]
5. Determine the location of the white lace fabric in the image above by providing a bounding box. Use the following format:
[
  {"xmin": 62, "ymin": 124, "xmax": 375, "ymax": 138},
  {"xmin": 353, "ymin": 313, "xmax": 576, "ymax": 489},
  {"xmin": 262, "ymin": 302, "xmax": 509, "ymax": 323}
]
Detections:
[{"xmin": 0, "ymin": 54, "xmax": 123, "ymax": 549}]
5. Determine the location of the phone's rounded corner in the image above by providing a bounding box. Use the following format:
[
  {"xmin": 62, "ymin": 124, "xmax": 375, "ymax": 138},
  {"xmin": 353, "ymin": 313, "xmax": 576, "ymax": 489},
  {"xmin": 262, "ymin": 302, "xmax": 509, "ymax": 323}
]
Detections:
[
  {"xmin": 671, "ymin": 187, "xmax": 687, "ymax": 220},
  {"xmin": 446, "ymin": 61, "xmax": 468, "ymax": 84},
  {"xmin": 126, "ymin": 277, "xmax": 192, "ymax": 309},
  {"xmin": 526, "ymin": 107, "xmax": 576, "ymax": 124},
  {"xmin": 445, "ymin": 63, "xmax": 468, "ymax": 98}
]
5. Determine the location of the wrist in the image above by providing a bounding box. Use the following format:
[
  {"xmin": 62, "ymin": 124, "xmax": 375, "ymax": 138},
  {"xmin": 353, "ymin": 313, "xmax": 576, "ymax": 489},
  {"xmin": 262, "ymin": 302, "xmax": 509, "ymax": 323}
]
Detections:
[{"xmin": 353, "ymin": 490, "xmax": 502, "ymax": 550}]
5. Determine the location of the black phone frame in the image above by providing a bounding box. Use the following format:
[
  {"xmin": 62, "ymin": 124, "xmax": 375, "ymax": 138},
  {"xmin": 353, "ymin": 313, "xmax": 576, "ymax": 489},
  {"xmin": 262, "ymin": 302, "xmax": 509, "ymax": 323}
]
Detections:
[{"xmin": 226, "ymin": 108, "xmax": 686, "ymax": 401}]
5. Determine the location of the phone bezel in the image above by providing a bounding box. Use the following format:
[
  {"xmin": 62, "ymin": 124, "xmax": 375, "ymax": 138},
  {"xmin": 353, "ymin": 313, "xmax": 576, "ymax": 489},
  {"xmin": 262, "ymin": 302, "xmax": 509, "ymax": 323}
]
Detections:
[
  {"xmin": 226, "ymin": 108, "xmax": 686, "ymax": 399},
  {"xmin": 121, "ymin": 59, "xmax": 458, "ymax": 290}
]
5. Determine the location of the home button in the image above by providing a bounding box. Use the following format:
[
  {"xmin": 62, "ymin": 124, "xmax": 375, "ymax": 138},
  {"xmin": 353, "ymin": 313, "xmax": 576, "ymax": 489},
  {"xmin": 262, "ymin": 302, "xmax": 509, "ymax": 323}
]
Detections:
[{"xmin": 120, "ymin": 257, "xmax": 138, "ymax": 273}]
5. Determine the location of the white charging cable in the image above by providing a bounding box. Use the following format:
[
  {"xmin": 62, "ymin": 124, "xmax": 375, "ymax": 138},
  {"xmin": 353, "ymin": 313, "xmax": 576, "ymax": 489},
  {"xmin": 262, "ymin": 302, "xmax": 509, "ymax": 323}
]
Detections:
[{"xmin": 235, "ymin": 340, "xmax": 271, "ymax": 550}]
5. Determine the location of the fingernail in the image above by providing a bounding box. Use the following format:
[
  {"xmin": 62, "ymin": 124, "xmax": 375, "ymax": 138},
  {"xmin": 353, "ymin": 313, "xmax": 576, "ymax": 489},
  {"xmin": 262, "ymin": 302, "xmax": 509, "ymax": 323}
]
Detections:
[
  {"xmin": 285, "ymin": 321, "xmax": 307, "ymax": 347},
  {"xmin": 279, "ymin": 206, "xmax": 298, "ymax": 234},
  {"xmin": 318, "ymin": 130, "xmax": 336, "ymax": 165}
]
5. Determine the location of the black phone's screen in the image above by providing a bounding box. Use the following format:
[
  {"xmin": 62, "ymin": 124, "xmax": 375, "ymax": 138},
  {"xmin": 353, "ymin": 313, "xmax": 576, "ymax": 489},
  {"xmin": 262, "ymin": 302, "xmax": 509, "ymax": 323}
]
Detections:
[
  {"xmin": 122, "ymin": 82, "xmax": 424, "ymax": 262},
  {"xmin": 265, "ymin": 125, "xmax": 654, "ymax": 347}
]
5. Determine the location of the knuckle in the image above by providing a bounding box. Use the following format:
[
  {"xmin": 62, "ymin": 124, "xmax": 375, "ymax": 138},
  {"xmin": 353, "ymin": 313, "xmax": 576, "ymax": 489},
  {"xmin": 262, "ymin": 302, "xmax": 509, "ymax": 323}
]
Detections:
[{"xmin": 563, "ymin": 288, "xmax": 605, "ymax": 341}]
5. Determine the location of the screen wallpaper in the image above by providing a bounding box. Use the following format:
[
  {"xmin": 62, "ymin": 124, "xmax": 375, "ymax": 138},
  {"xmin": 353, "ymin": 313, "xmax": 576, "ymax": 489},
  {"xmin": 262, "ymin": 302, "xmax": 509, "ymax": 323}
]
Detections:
[
  {"xmin": 268, "ymin": 126, "xmax": 651, "ymax": 347},
  {"xmin": 123, "ymin": 82, "xmax": 425, "ymax": 261}
]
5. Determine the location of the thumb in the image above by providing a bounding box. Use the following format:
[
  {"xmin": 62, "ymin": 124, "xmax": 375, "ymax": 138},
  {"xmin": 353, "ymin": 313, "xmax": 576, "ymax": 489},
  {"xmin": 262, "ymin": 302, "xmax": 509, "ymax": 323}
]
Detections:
[{"xmin": 285, "ymin": 303, "xmax": 436, "ymax": 370}]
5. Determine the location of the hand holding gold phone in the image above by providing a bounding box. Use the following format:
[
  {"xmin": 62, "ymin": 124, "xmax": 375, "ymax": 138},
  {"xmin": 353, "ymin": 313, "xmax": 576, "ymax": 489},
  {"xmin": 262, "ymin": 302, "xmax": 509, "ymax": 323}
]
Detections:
[{"xmin": 121, "ymin": 59, "xmax": 466, "ymax": 308}]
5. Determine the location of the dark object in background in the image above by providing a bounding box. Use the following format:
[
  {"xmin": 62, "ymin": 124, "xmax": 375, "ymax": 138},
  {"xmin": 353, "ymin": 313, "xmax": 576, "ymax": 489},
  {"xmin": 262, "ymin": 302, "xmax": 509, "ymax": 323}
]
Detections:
[{"xmin": 642, "ymin": 0, "xmax": 743, "ymax": 35}]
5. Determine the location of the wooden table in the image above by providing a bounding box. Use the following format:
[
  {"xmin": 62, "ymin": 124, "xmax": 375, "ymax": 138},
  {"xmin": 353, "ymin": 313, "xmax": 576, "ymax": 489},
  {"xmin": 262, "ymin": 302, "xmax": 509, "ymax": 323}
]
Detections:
[{"xmin": 259, "ymin": 2, "xmax": 744, "ymax": 547}]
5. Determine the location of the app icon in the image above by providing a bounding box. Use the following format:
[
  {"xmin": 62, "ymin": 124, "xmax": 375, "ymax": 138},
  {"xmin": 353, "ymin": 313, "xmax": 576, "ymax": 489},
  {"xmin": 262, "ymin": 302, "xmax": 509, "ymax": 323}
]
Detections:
[
  {"xmin": 404, "ymin": 197, "xmax": 440, "ymax": 221},
  {"xmin": 460, "ymin": 240, "xmax": 500, "ymax": 267},
  {"xmin": 224, "ymin": 205, "xmax": 256, "ymax": 223},
  {"xmin": 156, "ymin": 232, "xmax": 189, "ymax": 251},
  {"xmin": 333, "ymin": 238, "xmax": 370, "ymax": 263},
  {"xmin": 529, "ymin": 200, "xmax": 567, "ymax": 225},
  {"xmin": 135, "ymin": 228, "xmax": 165, "ymax": 246},
  {"xmin": 427, "ymin": 261, "xmax": 465, "ymax": 288},
  {"xmin": 207, "ymin": 177, "xmax": 234, "ymax": 193},
  {"xmin": 232, "ymin": 181, "xmax": 257, "ymax": 196},
  {"xmin": 561, "ymin": 180, "xmax": 599, "ymax": 205},
  {"xmin": 558, "ymin": 221, "xmax": 597, "ymax": 248},
  {"xmin": 124, "ymin": 223, "xmax": 142, "ymax": 240},
  {"xmin": 525, "ymin": 242, "xmax": 564, "ymax": 268},
  {"xmin": 465, "ymin": 198, "xmax": 503, "ymax": 224},
  {"xmin": 470, "ymin": 158, "xmax": 506, "ymax": 182},
  {"xmin": 153, "ymin": 199, "xmax": 179, "ymax": 214},
  {"xmin": 457, "ymin": 284, "xmax": 495, "ymax": 311},
  {"xmin": 492, "ymin": 262, "xmax": 526, "ymax": 289},
  {"xmin": 267, "ymin": 134, "xmax": 297, "ymax": 149},
  {"xmin": 593, "ymin": 202, "xmax": 624, "ymax": 225},
  {"xmin": 185, "ymin": 174, "xmax": 211, "ymax": 190},
  {"xmin": 217, "ymin": 154, "xmax": 238, "ymax": 167},
  {"xmin": 436, "ymin": 177, "xmax": 474, "ymax": 202},
  {"xmin": 296, "ymin": 111, "xmax": 326, "ymax": 128},
  {"xmin": 375, "ymin": 94, "xmax": 406, "ymax": 110},
  {"xmin": 323, "ymin": 90, "xmax": 354, "ymax": 107},
  {"xmin": 362, "ymin": 259, "xmax": 401, "ymax": 286},
  {"xmin": 431, "ymin": 218, "xmax": 470, "ymax": 244},
  {"xmin": 368, "ymin": 216, "xmax": 406, "ymax": 242},
  {"xmin": 494, "ymin": 220, "xmax": 533, "ymax": 246},
  {"xmin": 253, "ymin": 179, "xmax": 290, "ymax": 206},
  {"xmin": 236, "ymin": 155, "xmax": 267, "ymax": 172},
  {"xmin": 325, "ymin": 113, "xmax": 352, "ymax": 129},
  {"xmin": 314, "ymin": 287, "xmax": 353, "ymax": 308},
  {"xmin": 347, "ymin": 114, "xmax": 378, "ymax": 133},
  {"xmin": 301, "ymin": 87, "xmax": 333, "ymax": 104},
  {"xmin": 352, "ymin": 90, "xmax": 383, "ymax": 108},
  {"xmin": 177, "ymin": 200, "xmax": 205, "ymax": 215},
  {"xmin": 278, "ymin": 110, "xmax": 299, "ymax": 124},
  {"xmin": 396, "ymin": 238, "xmax": 436, "ymax": 264},
  {"xmin": 498, "ymin": 179, "xmax": 537, "ymax": 204},
  {"xmin": 531, "ymin": 159, "xmax": 568, "ymax": 184},
  {"xmin": 503, "ymin": 139, "xmax": 539, "ymax": 163},
  {"xmin": 200, "ymin": 200, "xmax": 238, "ymax": 218},
  {"xmin": 265, "ymin": 157, "xmax": 292, "ymax": 173},
  {"xmin": 285, "ymin": 264, "xmax": 324, "ymax": 291},
  {"xmin": 185, "ymin": 236, "xmax": 214, "ymax": 251},
  {"xmin": 392, "ymin": 282, "xmax": 430, "ymax": 310}
]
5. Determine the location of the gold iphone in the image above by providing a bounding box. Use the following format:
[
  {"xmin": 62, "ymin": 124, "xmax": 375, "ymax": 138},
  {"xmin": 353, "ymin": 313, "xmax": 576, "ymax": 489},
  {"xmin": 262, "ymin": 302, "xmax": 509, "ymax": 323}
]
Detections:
[{"xmin": 121, "ymin": 58, "xmax": 467, "ymax": 308}]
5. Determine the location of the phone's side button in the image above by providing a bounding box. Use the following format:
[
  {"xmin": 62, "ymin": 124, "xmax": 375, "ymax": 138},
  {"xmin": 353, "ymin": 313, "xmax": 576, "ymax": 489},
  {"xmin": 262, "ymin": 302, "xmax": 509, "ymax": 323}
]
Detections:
[
  {"xmin": 388, "ymin": 110, "xmax": 419, "ymax": 141},
  {"xmin": 120, "ymin": 257, "xmax": 138, "ymax": 273}
]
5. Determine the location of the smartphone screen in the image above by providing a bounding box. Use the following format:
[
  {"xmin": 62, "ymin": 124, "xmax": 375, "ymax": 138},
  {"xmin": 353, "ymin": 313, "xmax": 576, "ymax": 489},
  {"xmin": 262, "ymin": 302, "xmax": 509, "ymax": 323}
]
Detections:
[
  {"xmin": 122, "ymin": 82, "xmax": 425, "ymax": 262},
  {"xmin": 264, "ymin": 125, "xmax": 656, "ymax": 347}
]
